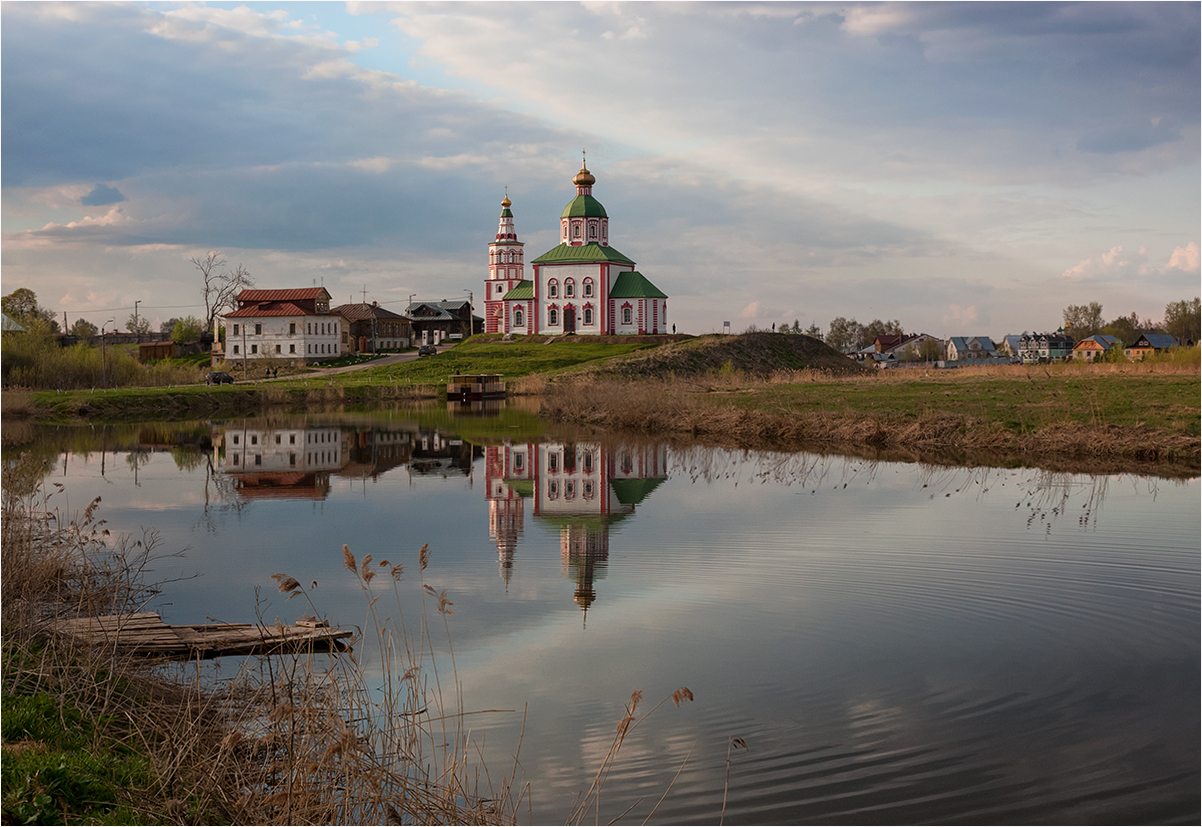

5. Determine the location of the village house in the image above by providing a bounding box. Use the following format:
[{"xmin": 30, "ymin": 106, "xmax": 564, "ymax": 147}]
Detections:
[
  {"xmin": 945, "ymin": 336, "xmax": 998, "ymax": 362},
  {"xmin": 1124, "ymin": 333, "xmax": 1182, "ymax": 360},
  {"xmin": 407, "ymin": 300, "xmax": 480, "ymax": 346},
  {"xmin": 219, "ymin": 287, "xmax": 348, "ymax": 366},
  {"xmin": 1071, "ymin": 334, "xmax": 1121, "ymax": 362},
  {"xmin": 332, "ymin": 301, "xmax": 411, "ymax": 353},
  {"xmin": 1017, "ymin": 332, "xmax": 1075, "ymax": 364},
  {"xmin": 485, "ymin": 158, "xmax": 669, "ymax": 336}
]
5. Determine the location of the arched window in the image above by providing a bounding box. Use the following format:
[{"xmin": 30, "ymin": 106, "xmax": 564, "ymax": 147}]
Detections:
[
  {"xmin": 549, "ymin": 308, "xmax": 559, "ymax": 326},
  {"xmin": 573, "ymin": 224, "xmax": 580, "ymax": 238},
  {"xmin": 508, "ymin": 251, "xmax": 516, "ymax": 263},
  {"xmin": 622, "ymin": 307, "xmax": 632, "ymax": 325},
  {"xmin": 583, "ymin": 279, "xmax": 594, "ymax": 297},
  {"xmin": 589, "ymin": 223, "xmax": 597, "ymax": 239},
  {"xmin": 548, "ymin": 280, "xmax": 558, "ymax": 298},
  {"xmin": 565, "ymin": 279, "xmax": 575, "ymax": 298},
  {"xmin": 514, "ymin": 308, "xmax": 524, "ymax": 326},
  {"xmin": 583, "ymin": 307, "xmax": 593, "ymax": 325}
]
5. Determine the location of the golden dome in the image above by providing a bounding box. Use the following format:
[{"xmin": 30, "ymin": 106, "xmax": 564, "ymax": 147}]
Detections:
[
  {"xmin": 501, "ymin": 195, "xmax": 511, "ymax": 208},
  {"xmin": 572, "ymin": 161, "xmax": 595, "ymax": 187}
]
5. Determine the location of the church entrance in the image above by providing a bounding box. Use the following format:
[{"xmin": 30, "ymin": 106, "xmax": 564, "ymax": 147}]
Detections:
[{"xmin": 564, "ymin": 306, "xmax": 576, "ymax": 334}]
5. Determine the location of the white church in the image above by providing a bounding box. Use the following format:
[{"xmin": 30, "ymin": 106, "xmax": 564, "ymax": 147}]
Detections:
[{"xmin": 483, "ymin": 158, "xmax": 669, "ymax": 336}]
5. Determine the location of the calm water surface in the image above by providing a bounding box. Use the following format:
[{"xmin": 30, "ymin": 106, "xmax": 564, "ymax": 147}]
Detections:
[{"xmin": 5, "ymin": 409, "xmax": 1198, "ymax": 824}]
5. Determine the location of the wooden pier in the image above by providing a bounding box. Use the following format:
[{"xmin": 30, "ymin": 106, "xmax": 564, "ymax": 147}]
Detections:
[
  {"xmin": 53, "ymin": 612, "xmax": 353, "ymax": 659},
  {"xmin": 447, "ymin": 373, "xmax": 506, "ymax": 401}
]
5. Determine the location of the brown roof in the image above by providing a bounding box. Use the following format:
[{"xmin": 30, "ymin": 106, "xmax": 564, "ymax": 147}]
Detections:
[
  {"xmin": 226, "ymin": 302, "xmax": 315, "ymax": 318},
  {"xmin": 332, "ymin": 303, "xmax": 408, "ymax": 322},
  {"xmin": 237, "ymin": 288, "xmax": 330, "ymax": 302}
]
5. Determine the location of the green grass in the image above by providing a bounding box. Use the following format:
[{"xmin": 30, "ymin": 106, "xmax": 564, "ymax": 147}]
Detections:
[{"xmin": 335, "ymin": 336, "xmax": 661, "ymax": 387}]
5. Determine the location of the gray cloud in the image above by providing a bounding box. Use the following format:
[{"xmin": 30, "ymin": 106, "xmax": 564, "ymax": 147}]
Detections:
[{"xmin": 80, "ymin": 183, "xmax": 126, "ymax": 206}]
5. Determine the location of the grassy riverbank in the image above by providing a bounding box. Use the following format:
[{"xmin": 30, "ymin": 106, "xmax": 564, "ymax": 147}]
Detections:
[
  {"xmin": 5, "ymin": 334, "xmax": 1198, "ymax": 474},
  {"xmin": 0, "ymin": 457, "xmax": 524, "ymax": 824}
]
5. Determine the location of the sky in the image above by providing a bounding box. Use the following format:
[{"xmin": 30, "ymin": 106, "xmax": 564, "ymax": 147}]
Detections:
[{"xmin": 2, "ymin": 1, "xmax": 1199, "ymax": 337}]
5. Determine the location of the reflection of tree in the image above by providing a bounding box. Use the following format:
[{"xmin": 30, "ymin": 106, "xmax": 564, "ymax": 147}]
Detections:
[
  {"xmin": 125, "ymin": 450, "xmax": 152, "ymax": 474},
  {"xmin": 193, "ymin": 454, "xmax": 250, "ymax": 534},
  {"xmin": 170, "ymin": 445, "xmax": 207, "ymax": 472}
]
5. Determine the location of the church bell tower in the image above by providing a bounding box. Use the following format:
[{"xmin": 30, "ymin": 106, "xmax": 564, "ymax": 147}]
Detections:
[{"xmin": 485, "ymin": 193, "xmax": 525, "ymax": 334}]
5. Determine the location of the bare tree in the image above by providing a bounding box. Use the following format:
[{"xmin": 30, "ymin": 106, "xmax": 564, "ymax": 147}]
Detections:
[{"xmin": 192, "ymin": 251, "xmax": 253, "ymax": 335}]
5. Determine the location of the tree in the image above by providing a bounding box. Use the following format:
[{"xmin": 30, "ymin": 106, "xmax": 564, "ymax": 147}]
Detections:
[
  {"xmin": 69, "ymin": 318, "xmax": 99, "ymax": 342},
  {"xmin": 171, "ymin": 316, "xmax": 206, "ymax": 343},
  {"xmin": 1100, "ymin": 312, "xmax": 1156, "ymax": 345},
  {"xmin": 127, "ymin": 313, "xmax": 153, "ymax": 338},
  {"xmin": 804, "ymin": 323, "xmax": 823, "ymax": 340},
  {"xmin": 862, "ymin": 319, "xmax": 903, "ymax": 344},
  {"xmin": 2, "ymin": 287, "xmax": 60, "ymax": 332},
  {"xmin": 919, "ymin": 337, "xmax": 944, "ymax": 362},
  {"xmin": 1063, "ymin": 302, "xmax": 1104, "ymax": 337},
  {"xmin": 192, "ymin": 251, "xmax": 253, "ymax": 334},
  {"xmin": 826, "ymin": 317, "xmax": 864, "ymax": 353},
  {"xmin": 1163, "ymin": 297, "xmax": 1201, "ymax": 343},
  {"xmin": 161, "ymin": 318, "xmax": 181, "ymax": 335}
]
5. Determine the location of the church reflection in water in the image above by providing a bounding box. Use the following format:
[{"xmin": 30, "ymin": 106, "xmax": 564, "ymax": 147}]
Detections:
[
  {"xmin": 212, "ymin": 421, "xmax": 665, "ymax": 616},
  {"xmin": 486, "ymin": 441, "xmax": 666, "ymax": 617}
]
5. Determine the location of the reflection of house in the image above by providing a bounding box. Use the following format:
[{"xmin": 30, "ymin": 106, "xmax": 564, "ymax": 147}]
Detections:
[
  {"xmin": 216, "ymin": 424, "xmax": 349, "ymax": 500},
  {"xmin": 409, "ymin": 429, "xmax": 480, "ymax": 476},
  {"xmin": 332, "ymin": 302, "xmax": 411, "ymax": 352},
  {"xmin": 1124, "ymin": 333, "xmax": 1181, "ymax": 360},
  {"xmin": 1071, "ymin": 334, "xmax": 1120, "ymax": 362},
  {"xmin": 484, "ymin": 441, "xmax": 666, "ymax": 616},
  {"xmin": 336, "ymin": 428, "xmax": 414, "ymax": 481}
]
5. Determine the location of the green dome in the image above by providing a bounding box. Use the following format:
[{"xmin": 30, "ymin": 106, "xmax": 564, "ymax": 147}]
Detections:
[{"xmin": 561, "ymin": 194, "xmax": 607, "ymax": 219}]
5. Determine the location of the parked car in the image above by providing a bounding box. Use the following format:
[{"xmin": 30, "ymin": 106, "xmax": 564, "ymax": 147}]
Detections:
[
  {"xmin": 206, "ymin": 371, "xmax": 235, "ymax": 385},
  {"xmin": 418, "ymin": 344, "xmax": 437, "ymax": 357}
]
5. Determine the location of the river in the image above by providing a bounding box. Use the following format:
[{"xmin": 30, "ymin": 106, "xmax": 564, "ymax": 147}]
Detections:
[{"xmin": 4, "ymin": 406, "xmax": 1198, "ymax": 824}]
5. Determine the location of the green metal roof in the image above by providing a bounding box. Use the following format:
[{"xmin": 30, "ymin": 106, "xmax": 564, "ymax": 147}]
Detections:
[
  {"xmin": 608, "ymin": 271, "xmax": 667, "ymax": 299},
  {"xmin": 560, "ymin": 194, "xmax": 607, "ymax": 218},
  {"xmin": 500, "ymin": 207, "xmax": 512, "ymax": 218},
  {"xmin": 531, "ymin": 243, "xmax": 635, "ymax": 265},
  {"xmin": 610, "ymin": 477, "xmax": 667, "ymax": 506},
  {"xmin": 502, "ymin": 281, "xmax": 534, "ymax": 300}
]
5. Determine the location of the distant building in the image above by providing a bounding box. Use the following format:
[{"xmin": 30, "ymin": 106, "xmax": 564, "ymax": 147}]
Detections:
[
  {"xmin": 486, "ymin": 158, "xmax": 669, "ymax": 336},
  {"xmin": 945, "ymin": 336, "xmax": 998, "ymax": 362},
  {"xmin": 407, "ymin": 300, "xmax": 479, "ymax": 346},
  {"xmin": 1072, "ymin": 334, "xmax": 1121, "ymax": 362},
  {"xmin": 221, "ymin": 287, "xmax": 348, "ymax": 365},
  {"xmin": 333, "ymin": 302, "xmax": 411, "ymax": 352},
  {"xmin": 1018, "ymin": 332, "xmax": 1074, "ymax": 364},
  {"xmin": 1124, "ymin": 333, "xmax": 1182, "ymax": 360}
]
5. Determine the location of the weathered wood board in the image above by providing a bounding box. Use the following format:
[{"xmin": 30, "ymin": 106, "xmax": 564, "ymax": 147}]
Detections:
[{"xmin": 53, "ymin": 612, "xmax": 352, "ymax": 659}]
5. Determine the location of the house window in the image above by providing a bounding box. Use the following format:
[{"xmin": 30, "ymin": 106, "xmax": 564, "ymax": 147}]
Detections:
[
  {"xmin": 549, "ymin": 281, "xmax": 558, "ymax": 298},
  {"xmin": 290, "ymin": 434, "xmax": 296, "ymax": 444},
  {"xmin": 583, "ymin": 307, "xmax": 593, "ymax": 325},
  {"xmin": 622, "ymin": 307, "xmax": 632, "ymax": 325},
  {"xmin": 251, "ymin": 344, "xmax": 258, "ymax": 354},
  {"xmin": 251, "ymin": 435, "xmax": 257, "ymax": 445},
  {"xmin": 275, "ymin": 434, "xmax": 281, "ymax": 444},
  {"xmin": 232, "ymin": 324, "xmax": 240, "ymax": 335},
  {"xmin": 254, "ymin": 454, "xmax": 261, "ymax": 466},
  {"xmin": 514, "ymin": 308, "xmax": 524, "ymax": 326},
  {"xmin": 290, "ymin": 344, "xmax": 296, "ymax": 354},
  {"xmin": 289, "ymin": 323, "xmax": 296, "ymax": 335},
  {"xmin": 255, "ymin": 324, "xmax": 262, "ymax": 335},
  {"xmin": 583, "ymin": 279, "xmax": 593, "ymax": 297},
  {"xmin": 549, "ymin": 308, "xmax": 558, "ymax": 325},
  {"xmin": 232, "ymin": 453, "xmax": 239, "ymax": 465},
  {"xmin": 565, "ymin": 280, "xmax": 575, "ymax": 298},
  {"xmin": 232, "ymin": 344, "xmax": 240, "ymax": 354},
  {"xmin": 275, "ymin": 344, "xmax": 281, "ymax": 354},
  {"xmin": 232, "ymin": 435, "xmax": 239, "ymax": 445}
]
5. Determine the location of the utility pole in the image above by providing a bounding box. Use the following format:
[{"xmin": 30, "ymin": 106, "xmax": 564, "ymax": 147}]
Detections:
[
  {"xmin": 101, "ymin": 319, "xmax": 114, "ymax": 387},
  {"xmin": 134, "ymin": 300, "xmax": 141, "ymax": 342}
]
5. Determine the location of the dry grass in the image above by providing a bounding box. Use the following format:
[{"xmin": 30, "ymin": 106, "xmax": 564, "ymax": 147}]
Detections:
[
  {"xmin": 1, "ymin": 457, "xmax": 524, "ymax": 825},
  {"xmin": 0, "ymin": 388, "xmax": 37, "ymax": 419}
]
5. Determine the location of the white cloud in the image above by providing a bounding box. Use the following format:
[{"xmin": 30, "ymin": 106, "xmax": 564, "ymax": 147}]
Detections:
[
  {"xmin": 1061, "ymin": 243, "xmax": 1200, "ymax": 282},
  {"xmin": 942, "ymin": 304, "xmax": 979, "ymax": 327},
  {"xmin": 739, "ymin": 301, "xmax": 760, "ymax": 319},
  {"xmin": 1165, "ymin": 242, "xmax": 1200, "ymax": 273}
]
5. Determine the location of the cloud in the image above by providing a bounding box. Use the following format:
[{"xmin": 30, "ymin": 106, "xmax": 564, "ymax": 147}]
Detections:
[
  {"xmin": 80, "ymin": 183, "xmax": 126, "ymax": 206},
  {"xmin": 1165, "ymin": 242, "xmax": 1200, "ymax": 273},
  {"xmin": 943, "ymin": 304, "xmax": 979, "ymax": 327},
  {"xmin": 739, "ymin": 301, "xmax": 760, "ymax": 319},
  {"xmin": 1061, "ymin": 243, "xmax": 1201, "ymax": 283}
]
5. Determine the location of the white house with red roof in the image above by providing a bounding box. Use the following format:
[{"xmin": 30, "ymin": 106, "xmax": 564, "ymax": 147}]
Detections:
[
  {"xmin": 220, "ymin": 287, "xmax": 348, "ymax": 365},
  {"xmin": 484, "ymin": 158, "xmax": 669, "ymax": 336}
]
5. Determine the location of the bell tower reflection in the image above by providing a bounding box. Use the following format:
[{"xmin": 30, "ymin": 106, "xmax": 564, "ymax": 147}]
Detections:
[{"xmin": 485, "ymin": 440, "xmax": 666, "ymax": 615}]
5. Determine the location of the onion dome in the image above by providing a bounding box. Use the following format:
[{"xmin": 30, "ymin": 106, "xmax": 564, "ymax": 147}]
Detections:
[{"xmin": 572, "ymin": 162, "xmax": 595, "ymax": 188}]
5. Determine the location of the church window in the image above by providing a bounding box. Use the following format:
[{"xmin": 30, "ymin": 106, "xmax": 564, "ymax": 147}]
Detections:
[
  {"xmin": 549, "ymin": 453, "xmax": 559, "ymax": 472},
  {"xmin": 549, "ymin": 308, "xmax": 559, "ymax": 326},
  {"xmin": 548, "ymin": 281, "xmax": 558, "ymax": 298},
  {"xmin": 514, "ymin": 308, "xmax": 524, "ymax": 326},
  {"xmin": 589, "ymin": 223, "xmax": 597, "ymax": 239},
  {"xmin": 508, "ymin": 251, "xmax": 515, "ymax": 263},
  {"xmin": 565, "ymin": 481, "xmax": 575, "ymax": 500},
  {"xmin": 622, "ymin": 307, "xmax": 632, "ymax": 325},
  {"xmin": 548, "ymin": 481, "xmax": 558, "ymax": 499},
  {"xmin": 573, "ymin": 224, "xmax": 580, "ymax": 238},
  {"xmin": 565, "ymin": 279, "xmax": 575, "ymax": 298},
  {"xmin": 583, "ymin": 279, "xmax": 593, "ymax": 297},
  {"xmin": 583, "ymin": 307, "xmax": 593, "ymax": 325}
]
